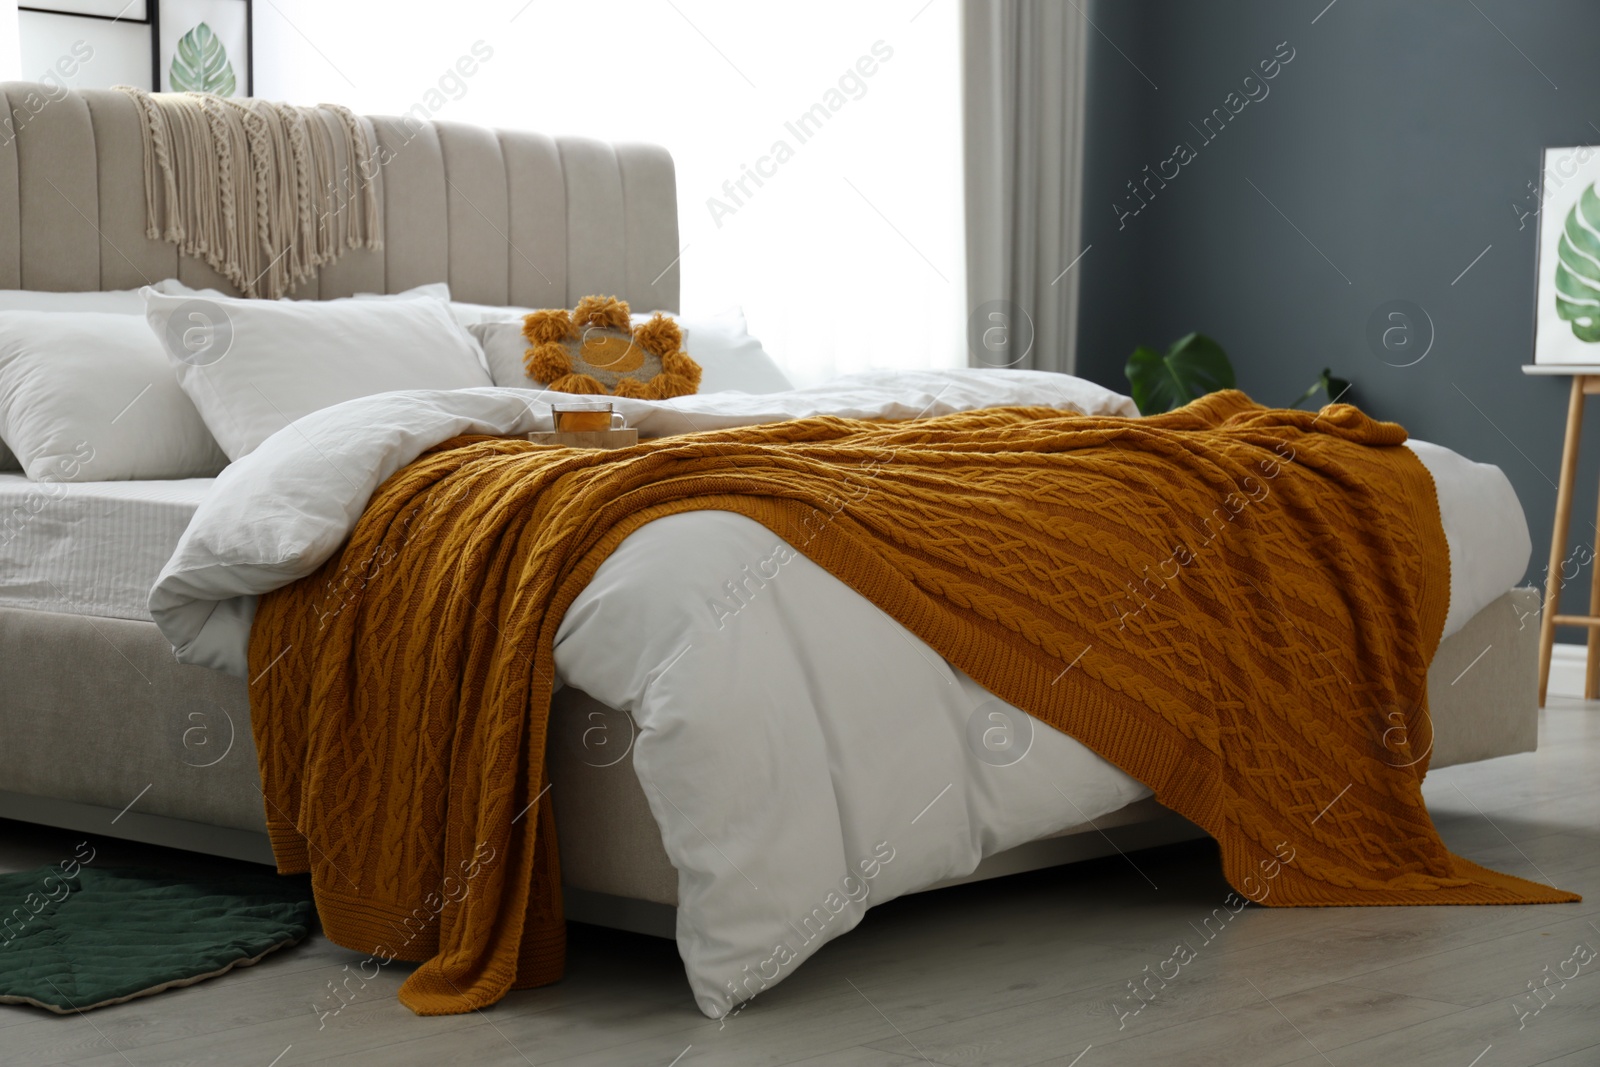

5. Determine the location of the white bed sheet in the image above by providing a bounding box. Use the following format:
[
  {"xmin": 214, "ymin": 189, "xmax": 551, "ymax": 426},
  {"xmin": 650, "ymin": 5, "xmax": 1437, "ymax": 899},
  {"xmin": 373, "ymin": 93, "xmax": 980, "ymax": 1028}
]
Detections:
[
  {"xmin": 140, "ymin": 374, "xmax": 1531, "ymax": 1018},
  {"xmin": 0, "ymin": 473, "xmax": 211, "ymax": 621},
  {"xmin": 1407, "ymin": 439, "xmax": 1531, "ymax": 635}
]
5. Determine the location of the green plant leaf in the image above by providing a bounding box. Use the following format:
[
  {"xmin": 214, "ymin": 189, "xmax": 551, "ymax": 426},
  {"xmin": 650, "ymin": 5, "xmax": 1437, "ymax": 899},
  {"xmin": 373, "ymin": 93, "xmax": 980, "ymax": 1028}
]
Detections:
[
  {"xmin": 1556, "ymin": 182, "xmax": 1600, "ymax": 342},
  {"xmin": 1124, "ymin": 332, "xmax": 1235, "ymax": 415},
  {"xmin": 169, "ymin": 23, "xmax": 237, "ymax": 96},
  {"xmin": 1290, "ymin": 367, "xmax": 1352, "ymax": 409}
]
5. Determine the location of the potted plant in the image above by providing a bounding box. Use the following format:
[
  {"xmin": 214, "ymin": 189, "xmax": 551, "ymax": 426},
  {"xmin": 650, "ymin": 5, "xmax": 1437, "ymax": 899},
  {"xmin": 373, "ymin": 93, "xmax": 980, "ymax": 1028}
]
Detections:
[{"xmin": 1125, "ymin": 333, "xmax": 1350, "ymax": 414}]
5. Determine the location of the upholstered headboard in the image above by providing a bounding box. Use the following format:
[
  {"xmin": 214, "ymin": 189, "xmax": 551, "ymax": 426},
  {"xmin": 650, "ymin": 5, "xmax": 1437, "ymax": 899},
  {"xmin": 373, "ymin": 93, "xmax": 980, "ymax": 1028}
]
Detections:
[{"xmin": 0, "ymin": 82, "xmax": 679, "ymax": 310}]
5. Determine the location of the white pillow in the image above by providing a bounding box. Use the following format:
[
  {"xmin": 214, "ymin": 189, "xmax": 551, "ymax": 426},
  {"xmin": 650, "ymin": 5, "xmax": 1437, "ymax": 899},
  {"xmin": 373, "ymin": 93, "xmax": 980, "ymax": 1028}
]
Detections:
[
  {"xmin": 0, "ymin": 311, "xmax": 228, "ymax": 481},
  {"xmin": 661, "ymin": 310, "xmax": 793, "ymax": 394},
  {"xmin": 363, "ymin": 282, "xmax": 452, "ymax": 305},
  {"xmin": 161, "ymin": 278, "xmax": 453, "ymax": 306},
  {"xmin": 0, "ymin": 288, "xmax": 150, "ymax": 314},
  {"xmin": 156, "ymin": 279, "xmax": 495, "ymax": 381},
  {"xmin": 436, "ymin": 297, "xmax": 795, "ymax": 394},
  {"xmin": 468, "ymin": 307, "xmax": 794, "ymax": 395},
  {"xmin": 142, "ymin": 288, "xmax": 494, "ymax": 460},
  {"xmin": 0, "ymin": 285, "xmax": 183, "ymax": 469},
  {"xmin": 447, "ymin": 299, "xmax": 526, "ymax": 327},
  {"xmin": 159, "ymin": 279, "xmax": 454, "ymax": 305}
]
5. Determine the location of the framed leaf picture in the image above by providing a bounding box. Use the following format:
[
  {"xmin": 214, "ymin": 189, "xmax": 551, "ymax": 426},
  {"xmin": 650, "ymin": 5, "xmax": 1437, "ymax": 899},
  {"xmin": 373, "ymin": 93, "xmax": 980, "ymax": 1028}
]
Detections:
[
  {"xmin": 154, "ymin": 0, "xmax": 252, "ymax": 96},
  {"xmin": 1535, "ymin": 145, "xmax": 1600, "ymax": 365}
]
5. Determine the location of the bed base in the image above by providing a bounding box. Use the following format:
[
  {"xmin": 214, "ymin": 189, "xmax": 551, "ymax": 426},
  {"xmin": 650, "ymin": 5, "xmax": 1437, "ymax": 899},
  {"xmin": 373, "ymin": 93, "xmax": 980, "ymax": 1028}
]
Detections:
[{"xmin": 0, "ymin": 588, "xmax": 1540, "ymax": 938}]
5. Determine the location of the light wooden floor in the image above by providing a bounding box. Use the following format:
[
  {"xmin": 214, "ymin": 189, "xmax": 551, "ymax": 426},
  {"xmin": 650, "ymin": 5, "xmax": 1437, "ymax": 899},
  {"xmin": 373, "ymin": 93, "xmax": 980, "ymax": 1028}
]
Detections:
[{"xmin": 2, "ymin": 692, "xmax": 1597, "ymax": 1065}]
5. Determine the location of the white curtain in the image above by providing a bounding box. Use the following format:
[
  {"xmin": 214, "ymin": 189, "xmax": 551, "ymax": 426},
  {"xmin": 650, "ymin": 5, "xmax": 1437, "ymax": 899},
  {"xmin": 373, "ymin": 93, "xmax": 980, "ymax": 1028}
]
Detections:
[{"xmin": 962, "ymin": 0, "xmax": 1089, "ymax": 373}]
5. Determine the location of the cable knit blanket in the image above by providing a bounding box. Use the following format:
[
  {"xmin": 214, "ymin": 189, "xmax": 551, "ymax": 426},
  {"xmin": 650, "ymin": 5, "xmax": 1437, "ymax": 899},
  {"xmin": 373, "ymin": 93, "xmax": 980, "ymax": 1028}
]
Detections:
[{"xmin": 248, "ymin": 391, "xmax": 1576, "ymax": 1016}]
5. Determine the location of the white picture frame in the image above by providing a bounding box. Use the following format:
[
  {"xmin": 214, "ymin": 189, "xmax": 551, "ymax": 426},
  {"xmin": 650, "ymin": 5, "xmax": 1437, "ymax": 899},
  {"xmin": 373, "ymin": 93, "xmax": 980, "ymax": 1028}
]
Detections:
[
  {"xmin": 1535, "ymin": 144, "xmax": 1600, "ymax": 365},
  {"xmin": 155, "ymin": 0, "xmax": 250, "ymax": 97}
]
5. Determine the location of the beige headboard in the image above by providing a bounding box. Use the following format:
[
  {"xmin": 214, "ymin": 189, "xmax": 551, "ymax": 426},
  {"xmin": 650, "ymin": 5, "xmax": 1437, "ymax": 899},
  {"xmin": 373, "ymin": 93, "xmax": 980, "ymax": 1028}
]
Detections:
[{"xmin": 0, "ymin": 82, "xmax": 680, "ymax": 311}]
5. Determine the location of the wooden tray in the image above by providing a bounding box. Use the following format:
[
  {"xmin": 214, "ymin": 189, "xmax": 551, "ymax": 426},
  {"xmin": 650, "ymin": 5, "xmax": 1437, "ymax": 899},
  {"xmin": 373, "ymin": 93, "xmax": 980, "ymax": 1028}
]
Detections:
[{"xmin": 526, "ymin": 428, "xmax": 639, "ymax": 450}]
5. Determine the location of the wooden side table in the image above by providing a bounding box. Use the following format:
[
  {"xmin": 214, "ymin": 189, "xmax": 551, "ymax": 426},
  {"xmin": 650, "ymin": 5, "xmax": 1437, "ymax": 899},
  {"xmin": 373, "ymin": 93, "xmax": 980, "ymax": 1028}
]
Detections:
[{"xmin": 1522, "ymin": 365, "xmax": 1600, "ymax": 704}]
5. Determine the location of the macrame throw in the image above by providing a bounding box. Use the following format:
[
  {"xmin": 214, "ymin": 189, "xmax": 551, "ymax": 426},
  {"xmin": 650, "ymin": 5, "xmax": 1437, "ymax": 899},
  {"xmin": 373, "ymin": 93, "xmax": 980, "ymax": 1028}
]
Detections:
[{"xmin": 116, "ymin": 87, "xmax": 382, "ymax": 299}]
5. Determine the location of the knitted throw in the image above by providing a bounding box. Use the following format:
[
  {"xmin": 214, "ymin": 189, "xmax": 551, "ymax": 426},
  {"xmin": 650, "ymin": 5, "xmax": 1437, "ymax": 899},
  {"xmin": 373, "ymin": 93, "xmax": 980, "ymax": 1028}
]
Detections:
[
  {"xmin": 248, "ymin": 392, "xmax": 1578, "ymax": 1017},
  {"xmin": 116, "ymin": 88, "xmax": 381, "ymax": 298}
]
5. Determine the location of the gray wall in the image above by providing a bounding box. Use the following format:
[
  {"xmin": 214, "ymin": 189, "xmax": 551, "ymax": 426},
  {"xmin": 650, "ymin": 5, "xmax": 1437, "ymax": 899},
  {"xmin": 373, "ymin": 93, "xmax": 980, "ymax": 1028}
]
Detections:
[{"xmin": 1077, "ymin": 0, "xmax": 1600, "ymax": 639}]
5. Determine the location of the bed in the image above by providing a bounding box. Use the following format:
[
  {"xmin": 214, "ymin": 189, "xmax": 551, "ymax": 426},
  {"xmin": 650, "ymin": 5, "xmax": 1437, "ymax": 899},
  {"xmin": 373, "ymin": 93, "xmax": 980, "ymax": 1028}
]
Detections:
[{"xmin": 0, "ymin": 82, "xmax": 1548, "ymax": 1019}]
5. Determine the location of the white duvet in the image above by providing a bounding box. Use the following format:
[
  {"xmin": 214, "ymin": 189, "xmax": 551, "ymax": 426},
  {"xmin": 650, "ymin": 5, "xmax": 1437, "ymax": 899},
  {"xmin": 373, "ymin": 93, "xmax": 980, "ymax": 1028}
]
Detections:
[{"xmin": 149, "ymin": 370, "xmax": 1530, "ymax": 1017}]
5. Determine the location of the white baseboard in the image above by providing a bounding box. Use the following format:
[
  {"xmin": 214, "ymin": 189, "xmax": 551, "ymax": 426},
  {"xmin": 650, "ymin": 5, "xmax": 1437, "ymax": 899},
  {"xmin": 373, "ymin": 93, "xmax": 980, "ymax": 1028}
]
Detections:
[{"xmin": 1549, "ymin": 641, "xmax": 1588, "ymax": 698}]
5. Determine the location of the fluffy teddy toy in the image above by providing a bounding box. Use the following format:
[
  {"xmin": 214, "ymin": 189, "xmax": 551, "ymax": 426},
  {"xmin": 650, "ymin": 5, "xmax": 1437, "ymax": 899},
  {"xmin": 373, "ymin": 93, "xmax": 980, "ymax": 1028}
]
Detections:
[{"xmin": 522, "ymin": 295, "xmax": 702, "ymax": 399}]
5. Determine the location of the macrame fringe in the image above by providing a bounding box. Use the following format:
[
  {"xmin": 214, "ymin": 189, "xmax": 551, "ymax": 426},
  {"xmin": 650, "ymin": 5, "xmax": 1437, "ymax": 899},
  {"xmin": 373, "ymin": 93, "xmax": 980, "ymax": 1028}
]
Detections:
[{"xmin": 115, "ymin": 87, "xmax": 383, "ymax": 299}]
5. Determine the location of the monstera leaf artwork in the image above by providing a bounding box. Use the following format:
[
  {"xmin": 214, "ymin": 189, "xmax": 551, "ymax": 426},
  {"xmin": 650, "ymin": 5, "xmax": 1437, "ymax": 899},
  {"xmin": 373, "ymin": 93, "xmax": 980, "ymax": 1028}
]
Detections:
[
  {"xmin": 1555, "ymin": 182, "xmax": 1600, "ymax": 342},
  {"xmin": 169, "ymin": 23, "xmax": 237, "ymax": 96}
]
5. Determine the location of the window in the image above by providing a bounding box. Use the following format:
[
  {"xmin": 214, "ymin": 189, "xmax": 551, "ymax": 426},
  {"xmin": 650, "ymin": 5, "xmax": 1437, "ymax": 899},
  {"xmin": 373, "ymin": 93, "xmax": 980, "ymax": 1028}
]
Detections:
[{"xmin": 254, "ymin": 0, "xmax": 964, "ymax": 384}]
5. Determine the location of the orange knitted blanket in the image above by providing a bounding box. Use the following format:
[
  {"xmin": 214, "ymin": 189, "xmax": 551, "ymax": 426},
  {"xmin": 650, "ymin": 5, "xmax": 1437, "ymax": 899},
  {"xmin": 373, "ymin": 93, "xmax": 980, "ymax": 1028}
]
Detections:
[{"xmin": 248, "ymin": 391, "xmax": 1577, "ymax": 1016}]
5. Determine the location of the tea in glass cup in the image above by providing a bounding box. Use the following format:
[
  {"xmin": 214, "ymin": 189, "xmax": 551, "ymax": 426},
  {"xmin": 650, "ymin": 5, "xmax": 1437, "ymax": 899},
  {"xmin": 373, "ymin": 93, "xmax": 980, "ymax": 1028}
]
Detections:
[{"xmin": 552, "ymin": 400, "xmax": 625, "ymax": 433}]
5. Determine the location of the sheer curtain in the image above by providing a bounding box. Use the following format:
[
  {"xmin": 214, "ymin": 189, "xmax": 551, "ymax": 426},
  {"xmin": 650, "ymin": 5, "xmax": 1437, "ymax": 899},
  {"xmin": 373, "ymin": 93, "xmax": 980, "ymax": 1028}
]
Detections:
[
  {"xmin": 962, "ymin": 0, "xmax": 1089, "ymax": 374},
  {"xmin": 253, "ymin": 0, "xmax": 966, "ymax": 386}
]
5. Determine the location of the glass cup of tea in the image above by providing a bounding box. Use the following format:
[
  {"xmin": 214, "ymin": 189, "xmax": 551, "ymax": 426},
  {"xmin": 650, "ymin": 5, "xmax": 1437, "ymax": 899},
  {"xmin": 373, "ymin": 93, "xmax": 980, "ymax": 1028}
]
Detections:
[{"xmin": 551, "ymin": 400, "xmax": 627, "ymax": 434}]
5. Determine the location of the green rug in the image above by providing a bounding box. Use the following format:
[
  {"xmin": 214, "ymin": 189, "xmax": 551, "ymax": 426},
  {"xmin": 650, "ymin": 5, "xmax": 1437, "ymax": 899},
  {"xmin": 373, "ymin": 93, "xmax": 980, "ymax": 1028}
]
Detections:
[{"xmin": 0, "ymin": 865, "xmax": 315, "ymax": 1013}]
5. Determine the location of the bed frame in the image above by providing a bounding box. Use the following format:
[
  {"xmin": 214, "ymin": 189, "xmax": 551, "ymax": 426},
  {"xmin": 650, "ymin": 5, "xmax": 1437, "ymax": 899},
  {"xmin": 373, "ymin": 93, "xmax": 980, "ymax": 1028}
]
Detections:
[
  {"xmin": 0, "ymin": 590, "xmax": 1541, "ymax": 937},
  {"xmin": 0, "ymin": 82, "xmax": 1545, "ymax": 938}
]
